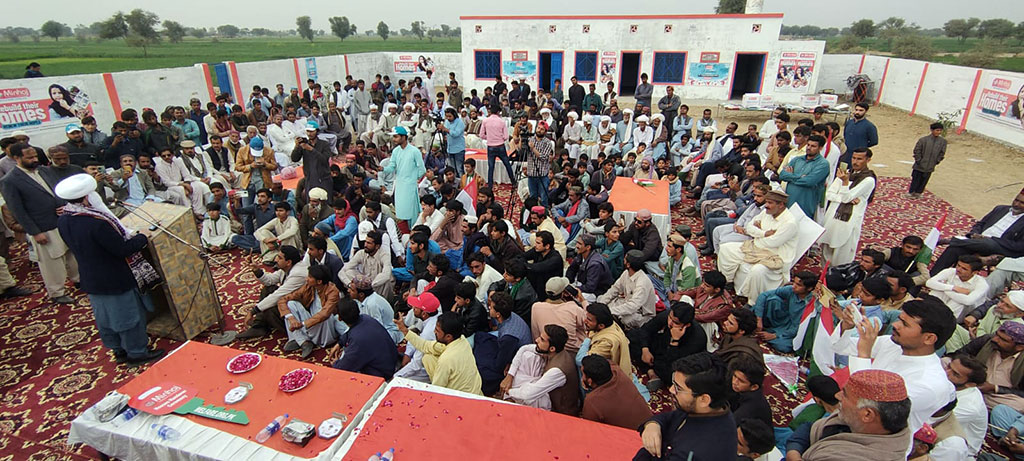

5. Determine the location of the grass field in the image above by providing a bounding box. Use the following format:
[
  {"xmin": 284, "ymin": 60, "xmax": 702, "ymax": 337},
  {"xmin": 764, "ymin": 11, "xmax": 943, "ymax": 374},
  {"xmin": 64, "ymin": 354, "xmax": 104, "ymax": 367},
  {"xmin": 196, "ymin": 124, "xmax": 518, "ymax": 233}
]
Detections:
[
  {"xmin": 0, "ymin": 36, "xmax": 462, "ymax": 79},
  {"xmin": 823, "ymin": 36, "xmax": 1024, "ymax": 72}
]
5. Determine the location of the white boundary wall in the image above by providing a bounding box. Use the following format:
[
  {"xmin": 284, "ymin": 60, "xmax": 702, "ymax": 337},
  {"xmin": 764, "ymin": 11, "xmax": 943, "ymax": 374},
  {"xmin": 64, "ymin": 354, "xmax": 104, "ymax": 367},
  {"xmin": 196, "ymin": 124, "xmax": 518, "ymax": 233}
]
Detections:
[{"xmin": 2, "ymin": 51, "xmax": 1022, "ymax": 149}]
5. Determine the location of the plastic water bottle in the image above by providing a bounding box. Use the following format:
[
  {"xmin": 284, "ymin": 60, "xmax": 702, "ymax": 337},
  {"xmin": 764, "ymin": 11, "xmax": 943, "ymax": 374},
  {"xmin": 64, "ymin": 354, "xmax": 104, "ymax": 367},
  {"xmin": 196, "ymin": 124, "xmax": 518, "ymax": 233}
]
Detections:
[
  {"xmin": 112, "ymin": 407, "xmax": 139, "ymax": 427},
  {"xmin": 255, "ymin": 413, "xmax": 289, "ymax": 443},
  {"xmin": 381, "ymin": 448, "xmax": 395, "ymax": 460},
  {"xmin": 150, "ymin": 424, "xmax": 181, "ymax": 441}
]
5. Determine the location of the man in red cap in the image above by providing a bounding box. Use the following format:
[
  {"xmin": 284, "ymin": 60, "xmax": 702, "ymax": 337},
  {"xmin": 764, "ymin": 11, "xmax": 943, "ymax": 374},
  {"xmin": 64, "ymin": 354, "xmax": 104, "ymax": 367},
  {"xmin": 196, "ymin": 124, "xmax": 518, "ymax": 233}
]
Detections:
[
  {"xmin": 394, "ymin": 292, "xmax": 440, "ymax": 383},
  {"xmin": 791, "ymin": 369, "xmax": 913, "ymax": 461}
]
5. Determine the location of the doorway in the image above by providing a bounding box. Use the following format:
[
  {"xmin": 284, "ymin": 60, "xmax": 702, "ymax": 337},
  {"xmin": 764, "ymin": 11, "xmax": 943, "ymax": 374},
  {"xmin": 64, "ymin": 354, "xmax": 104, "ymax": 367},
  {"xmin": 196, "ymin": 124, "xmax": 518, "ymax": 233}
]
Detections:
[
  {"xmin": 619, "ymin": 52, "xmax": 641, "ymax": 96},
  {"xmin": 538, "ymin": 51, "xmax": 563, "ymax": 93},
  {"xmin": 729, "ymin": 53, "xmax": 767, "ymax": 99}
]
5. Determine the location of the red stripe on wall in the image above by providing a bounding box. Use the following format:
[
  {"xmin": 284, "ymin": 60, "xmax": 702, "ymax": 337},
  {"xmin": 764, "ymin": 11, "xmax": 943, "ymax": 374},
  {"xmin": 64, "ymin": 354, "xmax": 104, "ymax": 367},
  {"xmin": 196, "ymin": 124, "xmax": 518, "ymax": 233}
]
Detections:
[
  {"xmin": 292, "ymin": 58, "xmax": 303, "ymax": 90},
  {"xmin": 228, "ymin": 61, "xmax": 243, "ymax": 103},
  {"xmin": 909, "ymin": 63, "xmax": 929, "ymax": 116},
  {"xmin": 873, "ymin": 59, "xmax": 891, "ymax": 106},
  {"xmin": 343, "ymin": 55, "xmax": 349, "ymax": 76},
  {"xmin": 857, "ymin": 54, "xmax": 865, "ymax": 74},
  {"xmin": 957, "ymin": 69, "xmax": 984, "ymax": 135},
  {"xmin": 200, "ymin": 63, "xmax": 216, "ymax": 101},
  {"xmin": 102, "ymin": 73, "xmax": 123, "ymax": 120}
]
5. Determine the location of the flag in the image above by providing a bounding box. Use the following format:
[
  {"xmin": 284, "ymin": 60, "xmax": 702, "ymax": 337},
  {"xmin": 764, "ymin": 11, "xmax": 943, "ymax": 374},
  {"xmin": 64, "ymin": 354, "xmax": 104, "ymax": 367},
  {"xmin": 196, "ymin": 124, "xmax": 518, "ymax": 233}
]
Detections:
[
  {"xmin": 811, "ymin": 297, "xmax": 839, "ymax": 375},
  {"xmin": 917, "ymin": 211, "xmax": 947, "ymax": 265},
  {"xmin": 792, "ymin": 261, "xmax": 829, "ymax": 350},
  {"xmin": 456, "ymin": 176, "xmax": 478, "ymax": 219}
]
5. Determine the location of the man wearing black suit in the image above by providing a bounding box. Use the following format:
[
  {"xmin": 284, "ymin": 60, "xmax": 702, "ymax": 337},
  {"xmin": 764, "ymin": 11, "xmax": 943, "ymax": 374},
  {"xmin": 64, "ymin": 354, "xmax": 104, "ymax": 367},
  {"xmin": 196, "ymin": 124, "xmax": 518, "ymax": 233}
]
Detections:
[
  {"xmin": 932, "ymin": 189, "xmax": 1024, "ymax": 274},
  {"xmin": 305, "ymin": 236, "xmax": 344, "ymax": 292},
  {"xmin": 0, "ymin": 143, "xmax": 80, "ymax": 303}
]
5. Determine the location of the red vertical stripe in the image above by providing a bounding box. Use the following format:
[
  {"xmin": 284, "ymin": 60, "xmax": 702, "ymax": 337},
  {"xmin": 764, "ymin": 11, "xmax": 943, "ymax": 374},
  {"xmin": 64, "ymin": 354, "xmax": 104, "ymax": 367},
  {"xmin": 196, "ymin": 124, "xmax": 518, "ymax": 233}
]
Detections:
[
  {"xmin": 200, "ymin": 63, "xmax": 216, "ymax": 101},
  {"xmin": 292, "ymin": 58, "xmax": 303, "ymax": 90},
  {"xmin": 856, "ymin": 54, "xmax": 865, "ymax": 74},
  {"xmin": 228, "ymin": 61, "xmax": 243, "ymax": 103},
  {"xmin": 909, "ymin": 63, "xmax": 929, "ymax": 116},
  {"xmin": 344, "ymin": 55, "xmax": 349, "ymax": 76},
  {"xmin": 873, "ymin": 59, "xmax": 891, "ymax": 106},
  {"xmin": 957, "ymin": 69, "xmax": 984, "ymax": 135},
  {"xmin": 102, "ymin": 73, "xmax": 123, "ymax": 120}
]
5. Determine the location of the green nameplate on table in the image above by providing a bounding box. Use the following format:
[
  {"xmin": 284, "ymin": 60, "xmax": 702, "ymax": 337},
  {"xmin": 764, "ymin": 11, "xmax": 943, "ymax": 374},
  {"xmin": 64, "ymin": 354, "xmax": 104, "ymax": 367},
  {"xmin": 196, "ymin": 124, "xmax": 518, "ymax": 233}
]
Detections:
[{"xmin": 173, "ymin": 397, "xmax": 250, "ymax": 425}]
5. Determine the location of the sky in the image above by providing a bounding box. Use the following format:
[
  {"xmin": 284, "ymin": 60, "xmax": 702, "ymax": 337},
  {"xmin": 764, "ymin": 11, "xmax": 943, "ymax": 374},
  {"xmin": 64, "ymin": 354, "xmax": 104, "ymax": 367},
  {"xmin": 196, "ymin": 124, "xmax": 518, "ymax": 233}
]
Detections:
[{"xmin": 5, "ymin": 0, "xmax": 1024, "ymax": 30}]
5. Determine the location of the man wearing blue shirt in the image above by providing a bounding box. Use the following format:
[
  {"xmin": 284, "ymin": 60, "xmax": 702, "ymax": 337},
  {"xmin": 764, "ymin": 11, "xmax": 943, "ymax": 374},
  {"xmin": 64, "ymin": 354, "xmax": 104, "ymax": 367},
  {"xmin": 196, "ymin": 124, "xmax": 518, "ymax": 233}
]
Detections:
[
  {"xmin": 842, "ymin": 102, "xmax": 878, "ymax": 167},
  {"xmin": 172, "ymin": 106, "xmax": 201, "ymax": 146},
  {"xmin": 440, "ymin": 107, "xmax": 466, "ymax": 175}
]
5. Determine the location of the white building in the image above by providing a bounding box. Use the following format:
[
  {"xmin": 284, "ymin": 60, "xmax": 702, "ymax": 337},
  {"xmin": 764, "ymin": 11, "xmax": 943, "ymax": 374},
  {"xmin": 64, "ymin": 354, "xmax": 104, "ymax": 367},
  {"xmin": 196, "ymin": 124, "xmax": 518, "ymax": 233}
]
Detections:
[{"xmin": 459, "ymin": 11, "xmax": 825, "ymax": 105}]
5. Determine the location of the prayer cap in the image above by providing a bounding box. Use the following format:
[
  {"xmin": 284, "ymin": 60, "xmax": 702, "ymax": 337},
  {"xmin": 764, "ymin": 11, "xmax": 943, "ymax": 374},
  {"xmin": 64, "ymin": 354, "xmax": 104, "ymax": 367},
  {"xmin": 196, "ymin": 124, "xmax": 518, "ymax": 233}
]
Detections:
[
  {"xmin": 845, "ymin": 369, "xmax": 907, "ymax": 402},
  {"xmin": 635, "ymin": 115, "xmax": 649, "ymax": 123},
  {"xmin": 622, "ymin": 108, "xmax": 633, "ymax": 114},
  {"xmin": 668, "ymin": 234, "xmax": 687, "ymax": 246},
  {"xmin": 651, "ymin": 114, "xmax": 664, "ymax": 121},
  {"xmin": 180, "ymin": 140, "xmax": 196, "ymax": 149},
  {"xmin": 545, "ymin": 276, "xmax": 570, "ymax": 296},
  {"xmin": 530, "ymin": 205, "xmax": 547, "ymax": 216},
  {"xmin": 404, "ymin": 102, "xmax": 415, "ymax": 110},
  {"xmin": 764, "ymin": 190, "xmax": 789, "ymax": 202},
  {"xmin": 567, "ymin": 111, "xmax": 578, "ymax": 119},
  {"xmin": 408, "ymin": 292, "xmax": 440, "ymax": 313},
  {"xmin": 65, "ymin": 123, "xmax": 82, "ymax": 134},
  {"xmin": 637, "ymin": 209, "xmax": 653, "ymax": 220},
  {"xmin": 625, "ymin": 249, "xmax": 646, "ymax": 269},
  {"xmin": 369, "ymin": 104, "xmax": 379, "ymax": 111},
  {"xmin": 999, "ymin": 321, "xmax": 1024, "ymax": 344},
  {"xmin": 55, "ymin": 174, "xmax": 96, "ymax": 201},
  {"xmin": 11, "ymin": 130, "xmax": 29, "ymax": 138},
  {"xmin": 305, "ymin": 120, "xmax": 319, "ymax": 131},
  {"xmin": 465, "ymin": 215, "xmax": 478, "ymax": 225},
  {"xmin": 540, "ymin": 108, "xmax": 551, "ymax": 114},
  {"xmin": 351, "ymin": 274, "xmax": 373, "ymax": 291},
  {"xmin": 914, "ymin": 423, "xmax": 938, "ymax": 445},
  {"xmin": 702, "ymin": 126, "xmax": 716, "ymax": 134},
  {"xmin": 308, "ymin": 187, "xmax": 328, "ymax": 201},
  {"xmin": 1007, "ymin": 291, "xmax": 1024, "ymax": 311},
  {"xmin": 249, "ymin": 137, "xmax": 264, "ymax": 150}
]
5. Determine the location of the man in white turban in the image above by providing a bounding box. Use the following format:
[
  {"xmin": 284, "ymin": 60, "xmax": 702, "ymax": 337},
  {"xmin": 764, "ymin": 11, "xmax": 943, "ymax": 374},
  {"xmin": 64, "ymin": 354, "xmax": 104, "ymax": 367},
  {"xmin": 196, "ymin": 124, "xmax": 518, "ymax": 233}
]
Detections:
[
  {"xmin": 562, "ymin": 111, "xmax": 583, "ymax": 159},
  {"xmin": 55, "ymin": 173, "xmax": 165, "ymax": 365},
  {"xmin": 360, "ymin": 103, "xmax": 384, "ymax": 146},
  {"xmin": 597, "ymin": 115, "xmax": 617, "ymax": 156},
  {"xmin": 632, "ymin": 115, "xmax": 654, "ymax": 152},
  {"xmin": 614, "ymin": 108, "xmax": 634, "ymax": 156}
]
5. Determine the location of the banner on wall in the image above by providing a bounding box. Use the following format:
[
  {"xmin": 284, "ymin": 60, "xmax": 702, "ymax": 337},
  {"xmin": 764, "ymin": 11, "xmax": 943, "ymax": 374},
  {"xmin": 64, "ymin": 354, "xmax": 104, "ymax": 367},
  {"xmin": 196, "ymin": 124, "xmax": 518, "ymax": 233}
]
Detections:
[
  {"xmin": 600, "ymin": 52, "xmax": 617, "ymax": 84},
  {"xmin": 775, "ymin": 52, "xmax": 816, "ymax": 93},
  {"xmin": 502, "ymin": 61, "xmax": 537, "ymax": 82},
  {"xmin": 0, "ymin": 80, "xmax": 93, "ymax": 137},
  {"xmin": 976, "ymin": 73, "xmax": 1024, "ymax": 130},
  {"xmin": 304, "ymin": 58, "xmax": 318, "ymax": 81},
  {"xmin": 687, "ymin": 63, "xmax": 731, "ymax": 87},
  {"xmin": 394, "ymin": 55, "xmax": 436, "ymax": 74}
]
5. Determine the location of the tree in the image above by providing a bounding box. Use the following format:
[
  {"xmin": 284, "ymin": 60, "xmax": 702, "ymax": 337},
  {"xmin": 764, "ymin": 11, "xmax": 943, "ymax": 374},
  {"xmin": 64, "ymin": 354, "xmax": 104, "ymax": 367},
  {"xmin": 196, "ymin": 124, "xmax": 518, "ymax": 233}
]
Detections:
[
  {"xmin": 878, "ymin": 17, "xmax": 910, "ymax": 48},
  {"xmin": 850, "ymin": 19, "xmax": 875, "ymax": 38},
  {"xmin": 350, "ymin": 24, "xmax": 357, "ymax": 36},
  {"xmin": 377, "ymin": 21, "xmax": 389, "ymax": 41},
  {"xmin": 715, "ymin": 0, "xmax": 745, "ymax": 14},
  {"xmin": 40, "ymin": 20, "xmax": 67, "ymax": 41},
  {"xmin": 188, "ymin": 27, "xmax": 207, "ymax": 39},
  {"xmin": 410, "ymin": 21, "xmax": 424, "ymax": 40},
  {"xmin": 440, "ymin": 24, "xmax": 451, "ymax": 39},
  {"xmin": 1017, "ymin": 21, "xmax": 1024, "ymax": 45},
  {"xmin": 958, "ymin": 41, "xmax": 999, "ymax": 68},
  {"xmin": 891, "ymin": 33, "xmax": 934, "ymax": 61},
  {"xmin": 97, "ymin": 13, "xmax": 128, "ymax": 40},
  {"xmin": 296, "ymin": 16, "xmax": 314, "ymax": 42},
  {"xmin": 978, "ymin": 18, "xmax": 1016, "ymax": 42},
  {"xmin": 329, "ymin": 16, "xmax": 353, "ymax": 41},
  {"xmin": 125, "ymin": 9, "xmax": 160, "ymax": 57},
  {"xmin": 217, "ymin": 24, "xmax": 239, "ymax": 38},
  {"xmin": 943, "ymin": 18, "xmax": 979, "ymax": 43},
  {"xmin": 427, "ymin": 28, "xmax": 441, "ymax": 42},
  {"xmin": 162, "ymin": 20, "xmax": 185, "ymax": 43},
  {"xmin": 828, "ymin": 34, "xmax": 863, "ymax": 53},
  {"xmin": 250, "ymin": 28, "xmax": 271, "ymax": 37}
]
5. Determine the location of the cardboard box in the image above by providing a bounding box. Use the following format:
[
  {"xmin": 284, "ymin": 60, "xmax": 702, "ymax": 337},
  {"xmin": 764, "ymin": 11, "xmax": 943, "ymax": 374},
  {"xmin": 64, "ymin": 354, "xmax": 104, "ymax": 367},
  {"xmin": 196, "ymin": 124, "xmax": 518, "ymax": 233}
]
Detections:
[
  {"xmin": 742, "ymin": 93, "xmax": 761, "ymax": 108},
  {"xmin": 819, "ymin": 94, "xmax": 839, "ymax": 107},
  {"xmin": 801, "ymin": 94, "xmax": 821, "ymax": 108},
  {"xmin": 759, "ymin": 95, "xmax": 775, "ymax": 108}
]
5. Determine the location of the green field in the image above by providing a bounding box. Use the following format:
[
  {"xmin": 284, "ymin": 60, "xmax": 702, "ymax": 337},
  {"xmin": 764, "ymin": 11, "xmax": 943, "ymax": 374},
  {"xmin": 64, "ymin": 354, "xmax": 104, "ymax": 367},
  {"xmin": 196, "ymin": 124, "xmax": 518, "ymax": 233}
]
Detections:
[
  {"xmin": 0, "ymin": 36, "xmax": 462, "ymax": 79},
  {"xmin": 824, "ymin": 36, "xmax": 1024, "ymax": 72}
]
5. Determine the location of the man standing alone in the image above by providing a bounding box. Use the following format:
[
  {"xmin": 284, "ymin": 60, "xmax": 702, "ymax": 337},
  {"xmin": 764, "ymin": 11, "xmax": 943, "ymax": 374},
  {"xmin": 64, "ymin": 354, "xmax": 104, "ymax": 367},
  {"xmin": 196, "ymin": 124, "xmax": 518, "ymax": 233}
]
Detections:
[
  {"xmin": 842, "ymin": 102, "xmax": 878, "ymax": 167},
  {"xmin": 908, "ymin": 122, "xmax": 946, "ymax": 198},
  {"xmin": 380, "ymin": 126, "xmax": 426, "ymax": 228}
]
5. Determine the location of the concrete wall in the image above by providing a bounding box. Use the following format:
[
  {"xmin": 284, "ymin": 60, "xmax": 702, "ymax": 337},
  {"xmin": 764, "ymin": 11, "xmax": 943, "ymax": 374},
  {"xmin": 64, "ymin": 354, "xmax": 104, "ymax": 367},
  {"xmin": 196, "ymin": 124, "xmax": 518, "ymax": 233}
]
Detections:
[
  {"xmin": 459, "ymin": 15, "xmax": 824, "ymax": 102},
  {"xmin": 817, "ymin": 54, "xmax": 862, "ymax": 94}
]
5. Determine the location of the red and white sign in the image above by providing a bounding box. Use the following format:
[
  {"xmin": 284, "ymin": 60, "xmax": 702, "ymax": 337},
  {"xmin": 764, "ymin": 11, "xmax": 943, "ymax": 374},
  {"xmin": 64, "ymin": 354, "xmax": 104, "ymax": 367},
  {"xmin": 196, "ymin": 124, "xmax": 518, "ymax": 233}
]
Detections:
[
  {"xmin": 0, "ymin": 80, "xmax": 93, "ymax": 137},
  {"xmin": 129, "ymin": 382, "xmax": 198, "ymax": 415},
  {"xmin": 699, "ymin": 52, "xmax": 720, "ymax": 63},
  {"xmin": 775, "ymin": 52, "xmax": 816, "ymax": 93},
  {"xmin": 511, "ymin": 51, "xmax": 528, "ymax": 61},
  {"xmin": 975, "ymin": 72, "xmax": 1024, "ymax": 131}
]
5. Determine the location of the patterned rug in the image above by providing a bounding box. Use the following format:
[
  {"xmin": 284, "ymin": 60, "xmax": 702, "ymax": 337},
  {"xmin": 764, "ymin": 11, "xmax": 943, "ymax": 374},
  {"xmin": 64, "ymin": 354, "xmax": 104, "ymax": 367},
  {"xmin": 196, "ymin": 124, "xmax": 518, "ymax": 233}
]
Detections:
[{"xmin": 0, "ymin": 176, "xmax": 990, "ymax": 459}]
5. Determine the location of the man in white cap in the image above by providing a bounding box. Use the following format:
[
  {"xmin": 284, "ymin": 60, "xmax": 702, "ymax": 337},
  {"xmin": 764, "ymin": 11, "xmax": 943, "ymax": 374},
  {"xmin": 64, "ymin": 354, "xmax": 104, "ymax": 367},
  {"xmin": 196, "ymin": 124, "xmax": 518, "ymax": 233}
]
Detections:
[
  {"xmin": 291, "ymin": 120, "xmax": 333, "ymax": 199},
  {"xmin": 632, "ymin": 115, "xmax": 654, "ymax": 153},
  {"xmin": 154, "ymin": 147, "xmax": 209, "ymax": 217},
  {"xmin": 180, "ymin": 140, "xmax": 230, "ymax": 188},
  {"xmin": 614, "ymin": 109, "xmax": 635, "ymax": 156},
  {"xmin": 562, "ymin": 111, "xmax": 583, "ymax": 159},
  {"xmin": 717, "ymin": 189, "xmax": 799, "ymax": 305},
  {"xmin": 963, "ymin": 291, "xmax": 1024, "ymax": 338},
  {"xmin": 381, "ymin": 126, "xmax": 426, "ymax": 226},
  {"xmin": 359, "ymin": 103, "xmax": 383, "ymax": 146},
  {"xmin": 375, "ymin": 103, "xmax": 400, "ymax": 148},
  {"xmin": 54, "ymin": 173, "xmax": 164, "ymax": 364},
  {"xmin": 299, "ymin": 187, "xmax": 332, "ymax": 248},
  {"xmin": 0, "ymin": 142, "xmax": 79, "ymax": 303}
]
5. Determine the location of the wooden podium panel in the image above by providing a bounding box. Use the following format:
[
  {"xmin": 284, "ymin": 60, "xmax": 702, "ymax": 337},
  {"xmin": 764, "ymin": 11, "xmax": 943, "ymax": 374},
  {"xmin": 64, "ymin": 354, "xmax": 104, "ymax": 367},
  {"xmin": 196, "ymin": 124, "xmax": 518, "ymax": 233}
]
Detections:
[{"xmin": 120, "ymin": 201, "xmax": 223, "ymax": 341}]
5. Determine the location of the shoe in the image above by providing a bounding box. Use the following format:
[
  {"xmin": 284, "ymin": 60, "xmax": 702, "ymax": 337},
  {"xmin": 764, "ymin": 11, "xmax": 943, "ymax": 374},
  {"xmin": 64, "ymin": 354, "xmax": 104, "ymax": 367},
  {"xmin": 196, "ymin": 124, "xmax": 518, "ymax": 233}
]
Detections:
[
  {"xmin": 646, "ymin": 377, "xmax": 663, "ymax": 393},
  {"xmin": 126, "ymin": 348, "xmax": 166, "ymax": 366},
  {"xmin": 695, "ymin": 230, "xmax": 706, "ymax": 237},
  {"xmin": 300, "ymin": 342, "xmax": 315, "ymax": 359},
  {"xmin": 700, "ymin": 247, "xmax": 715, "ymax": 256},
  {"xmin": 0, "ymin": 287, "xmax": 31, "ymax": 298},
  {"xmin": 283, "ymin": 339, "xmax": 301, "ymax": 352},
  {"xmin": 236, "ymin": 327, "xmax": 269, "ymax": 340},
  {"xmin": 697, "ymin": 243, "xmax": 709, "ymax": 251},
  {"xmin": 113, "ymin": 350, "xmax": 128, "ymax": 364},
  {"xmin": 52, "ymin": 295, "xmax": 75, "ymax": 304}
]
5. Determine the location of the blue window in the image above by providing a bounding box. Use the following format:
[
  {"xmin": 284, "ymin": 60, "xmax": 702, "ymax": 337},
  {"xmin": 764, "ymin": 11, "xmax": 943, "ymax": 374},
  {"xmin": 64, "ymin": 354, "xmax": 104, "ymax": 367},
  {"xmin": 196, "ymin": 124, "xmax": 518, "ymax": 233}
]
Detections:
[
  {"xmin": 652, "ymin": 52, "xmax": 687, "ymax": 84},
  {"xmin": 574, "ymin": 52, "xmax": 598, "ymax": 82},
  {"xmin": 475, "ymin": 50, "xmax": 500, "ymax": 80}
]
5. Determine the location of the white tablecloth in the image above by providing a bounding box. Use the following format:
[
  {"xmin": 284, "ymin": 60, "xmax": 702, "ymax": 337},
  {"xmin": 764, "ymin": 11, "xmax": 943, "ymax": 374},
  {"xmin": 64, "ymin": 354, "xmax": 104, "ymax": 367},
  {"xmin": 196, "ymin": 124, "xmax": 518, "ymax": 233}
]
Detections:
[{"xmin": 468, "ymin": 155, "xmax": 523, "ymax": 185}]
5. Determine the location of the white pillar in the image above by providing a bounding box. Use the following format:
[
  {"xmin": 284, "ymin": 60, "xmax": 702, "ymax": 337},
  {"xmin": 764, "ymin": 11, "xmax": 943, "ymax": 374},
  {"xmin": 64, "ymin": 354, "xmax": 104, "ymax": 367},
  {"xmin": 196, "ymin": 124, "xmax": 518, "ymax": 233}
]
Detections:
[{"xmin": 745, "ymin": 0, "xmax": 764, "ymax": 13}]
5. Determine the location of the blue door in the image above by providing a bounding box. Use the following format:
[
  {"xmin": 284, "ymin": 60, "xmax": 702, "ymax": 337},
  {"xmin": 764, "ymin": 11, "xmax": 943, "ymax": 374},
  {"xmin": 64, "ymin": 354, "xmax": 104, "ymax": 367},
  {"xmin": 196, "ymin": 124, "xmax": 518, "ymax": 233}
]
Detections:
[
  {"xmin": 549, "ymin": 52, "xmax": 563, "ymax": 93},
  {"xmin": 212, "ymin": 63, "xmax": 232, "ymax": 99}
]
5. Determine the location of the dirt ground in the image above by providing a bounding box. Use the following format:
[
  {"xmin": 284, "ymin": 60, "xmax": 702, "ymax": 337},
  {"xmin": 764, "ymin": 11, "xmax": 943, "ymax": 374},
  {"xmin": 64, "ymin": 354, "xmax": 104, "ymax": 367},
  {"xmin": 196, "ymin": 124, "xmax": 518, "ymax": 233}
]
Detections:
[{"xmin": 616, "ymin": 96, "xmax": 1024, "ymax": 218}]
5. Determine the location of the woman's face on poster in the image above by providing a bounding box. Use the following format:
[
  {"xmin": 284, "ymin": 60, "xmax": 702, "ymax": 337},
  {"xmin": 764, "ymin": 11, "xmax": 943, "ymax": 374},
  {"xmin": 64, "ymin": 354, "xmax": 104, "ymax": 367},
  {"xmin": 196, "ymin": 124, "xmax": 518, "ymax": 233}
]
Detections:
[{"xmin": 50, "ymin": 87, "xmax": 63, "ymax": 101}]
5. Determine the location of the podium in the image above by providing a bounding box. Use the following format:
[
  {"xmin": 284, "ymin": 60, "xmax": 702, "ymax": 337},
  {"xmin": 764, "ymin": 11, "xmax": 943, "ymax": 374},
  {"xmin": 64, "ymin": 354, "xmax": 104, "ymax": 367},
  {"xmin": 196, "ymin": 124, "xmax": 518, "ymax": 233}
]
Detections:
[{"xmin": 120, "ymin": 201, "xmax": 223, "ymax": 341}]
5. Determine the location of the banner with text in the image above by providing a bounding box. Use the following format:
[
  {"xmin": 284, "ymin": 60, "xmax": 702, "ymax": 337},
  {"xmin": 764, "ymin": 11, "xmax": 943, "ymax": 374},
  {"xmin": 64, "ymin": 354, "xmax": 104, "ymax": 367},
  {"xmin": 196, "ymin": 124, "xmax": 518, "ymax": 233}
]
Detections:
[
  {"xmin": 394, "ymin": 54, "xmax": 436, "ymax": 74},
  {"xmin": 975, "ymin": 72, "xmax": 1024, "ymax": 131},
  {"xmin": 687, "ymin": 63, "xmax": 731, "ymax": 87},
  {"xmin": 0, "ymin": 80, "xmax": 93, "ymax": 138},
  {"xmin": 502, "ymin": 61, "xmax": 537, "ymax": 83},
  {"xmin": 775, "ymin": 52, "xmax": 816, "ymax": 93}
]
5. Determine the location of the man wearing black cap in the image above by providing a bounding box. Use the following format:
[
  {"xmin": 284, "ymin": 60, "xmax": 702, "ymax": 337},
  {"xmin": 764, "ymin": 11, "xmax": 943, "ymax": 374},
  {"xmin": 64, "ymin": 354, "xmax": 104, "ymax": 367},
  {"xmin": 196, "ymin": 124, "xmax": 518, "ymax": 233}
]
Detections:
[{"xmin": 24, "ymin": 62, "xmax": 43, "ymax": 78}]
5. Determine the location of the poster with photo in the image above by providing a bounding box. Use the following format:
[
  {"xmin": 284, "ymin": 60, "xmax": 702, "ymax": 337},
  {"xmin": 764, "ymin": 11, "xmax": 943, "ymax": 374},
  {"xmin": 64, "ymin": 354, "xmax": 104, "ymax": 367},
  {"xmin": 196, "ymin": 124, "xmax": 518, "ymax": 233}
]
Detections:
[
  {"xmin": 502, "ymin": 61, "xmax": 537, "ymax": 83},
  {"xmin": 975, "ymin": 72, "xmax": 1024, "ymax": 131},
  {"xmin": 775, "ymin": 52, "xmax": 816, "ymax": 93},
  {"xmin": 0, "ymin": 80, "xmax": 93, "ymax": 138},
  {"xmin": 687, "ymin": 63, "xmax": 731, "ymax": 87},
  {"xmin": 394, "ymin": 54, "xmax": 436, "ymax": 74},
  {"xmin": 600, "ymin": 53, "xmax": 617, "ymax": 84}
]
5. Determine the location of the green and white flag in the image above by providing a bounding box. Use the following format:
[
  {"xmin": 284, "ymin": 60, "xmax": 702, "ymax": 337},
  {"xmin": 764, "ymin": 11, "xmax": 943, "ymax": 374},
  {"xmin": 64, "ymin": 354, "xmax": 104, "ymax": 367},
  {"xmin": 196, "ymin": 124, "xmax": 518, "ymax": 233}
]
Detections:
[{"xmin": 917, "ymin": 211, "xmax": 947, "ymax": 265}]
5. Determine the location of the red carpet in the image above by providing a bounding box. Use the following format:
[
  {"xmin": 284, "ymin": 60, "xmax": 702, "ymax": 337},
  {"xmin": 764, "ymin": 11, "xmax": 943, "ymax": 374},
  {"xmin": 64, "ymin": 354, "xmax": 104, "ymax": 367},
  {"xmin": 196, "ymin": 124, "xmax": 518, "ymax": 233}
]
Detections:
[{"xmin": 0, "ymin": 177, "xmax": 991, "ymax": 458}]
